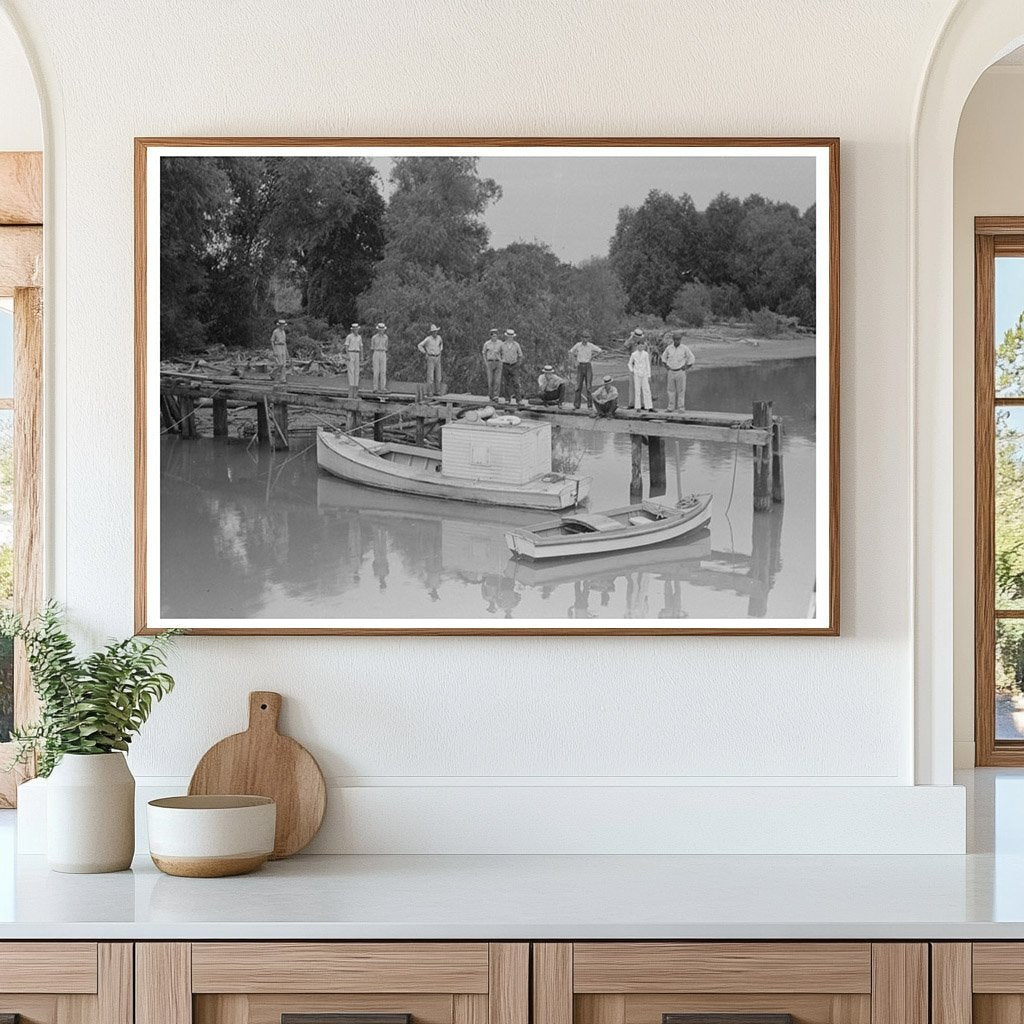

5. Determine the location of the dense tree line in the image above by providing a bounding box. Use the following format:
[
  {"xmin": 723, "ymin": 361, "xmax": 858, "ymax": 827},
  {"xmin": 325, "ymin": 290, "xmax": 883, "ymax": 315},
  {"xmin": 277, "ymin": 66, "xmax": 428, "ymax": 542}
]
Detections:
[
  {"xmin": 609, "ymin": 190, "xmax": 816, "ymax": 326},
  {"xmin": 161, "ymin": 155, "xmax": 816, "ymax": 391},
  {"xmin": 161, "ymin": 156, "xmax": 384, "ymax": 353}
]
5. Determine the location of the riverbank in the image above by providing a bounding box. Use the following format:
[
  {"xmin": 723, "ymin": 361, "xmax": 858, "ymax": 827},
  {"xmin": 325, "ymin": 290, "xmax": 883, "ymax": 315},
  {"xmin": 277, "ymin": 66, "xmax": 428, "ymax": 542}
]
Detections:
[{"xmin": 593, "ymin": 326, "xmax": 816, "ymax": 380}]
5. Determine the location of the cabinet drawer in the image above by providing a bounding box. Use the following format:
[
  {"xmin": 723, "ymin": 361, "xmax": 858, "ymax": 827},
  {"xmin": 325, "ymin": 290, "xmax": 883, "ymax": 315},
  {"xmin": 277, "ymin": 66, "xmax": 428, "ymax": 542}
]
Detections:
[
  {"xmin": 572, "ymin": 944, "xmax": 872, "ymax": 994},
  {"xmin": 0, "ymin": 942, "xmax": 99, "ymax": 994},
  {"xmin": 0, "ymin": 943, "xmax": 130, "ymax": 1024},
  {"xmin": 139, "ymin": 943, "xmax": 528, "ymax": 1024},
  {"xmin": 534, "ymin": 944, "xmax": 926, "ymax": 1024}
]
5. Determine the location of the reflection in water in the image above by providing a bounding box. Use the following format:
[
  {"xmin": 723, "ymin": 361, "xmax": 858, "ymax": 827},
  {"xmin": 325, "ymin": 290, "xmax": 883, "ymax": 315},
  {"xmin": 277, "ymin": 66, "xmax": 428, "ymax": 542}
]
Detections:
[{"xmin": 160, "ymin": 359, "xmax": 817, "ymax": 621}]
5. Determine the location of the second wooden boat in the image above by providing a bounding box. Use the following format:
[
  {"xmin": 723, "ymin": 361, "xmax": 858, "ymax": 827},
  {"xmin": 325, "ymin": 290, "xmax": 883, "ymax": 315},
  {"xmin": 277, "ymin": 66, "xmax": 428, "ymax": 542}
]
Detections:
[
  {"xmin": 505, "ymin": 493, "xmax": 713, "ymax": 561},
  {"xmin": 316, "ymin": 428, "xmax": 591, "ymax": 510}
]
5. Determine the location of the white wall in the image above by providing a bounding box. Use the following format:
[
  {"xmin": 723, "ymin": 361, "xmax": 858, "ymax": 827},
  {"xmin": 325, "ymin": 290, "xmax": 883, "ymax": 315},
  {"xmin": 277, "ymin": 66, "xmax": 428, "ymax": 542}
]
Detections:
[
  {"xmin": 0, "ymin": 10, "xmax": 39, "ymax": 152},
  {"xmin": 1, "ymin": 0, "xmax": 972, "ymax": 851},
  {"xmin": 952, "ymin": 66, "xmax": 1024, "ymax": 767}
]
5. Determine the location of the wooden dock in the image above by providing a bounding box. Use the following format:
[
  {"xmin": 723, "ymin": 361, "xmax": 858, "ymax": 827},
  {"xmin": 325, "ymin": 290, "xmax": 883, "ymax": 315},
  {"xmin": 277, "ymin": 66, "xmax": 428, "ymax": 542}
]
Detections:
[{"xmin": 160, "ymin": 369, "xmax": 786, "ymax": 510}]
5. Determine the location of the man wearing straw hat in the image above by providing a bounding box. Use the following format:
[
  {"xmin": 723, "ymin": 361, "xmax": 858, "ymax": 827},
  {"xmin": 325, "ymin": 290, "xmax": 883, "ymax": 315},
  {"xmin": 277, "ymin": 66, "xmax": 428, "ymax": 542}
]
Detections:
[
  {"xmin": 370, "ymin": 322, "xmax": 389, "ymax": 393},
  {"xmin": 418, "ymin": 323, "xmax": 444, "ymax": 396},
  {"xmin": 498, "ymin": 328, "xmax": 524, "ymax": 405},
  {"xmin": 592, "ymin": 374, "xmax": 619, "ymax": 418},
  {"xmin": 270, "ymin": 319, "xmax": 289, "ymax": 381},
  {"xmin": 344, "ymin": 322, "xmax": 363, "ymax": 396}
]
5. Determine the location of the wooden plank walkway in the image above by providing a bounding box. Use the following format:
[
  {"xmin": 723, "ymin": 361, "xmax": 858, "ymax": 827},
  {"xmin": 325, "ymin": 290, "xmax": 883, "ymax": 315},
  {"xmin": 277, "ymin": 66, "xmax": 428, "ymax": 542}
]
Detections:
[{"xmin": 159, "ymin": 368, "xmax": 785, "ymax": 509}]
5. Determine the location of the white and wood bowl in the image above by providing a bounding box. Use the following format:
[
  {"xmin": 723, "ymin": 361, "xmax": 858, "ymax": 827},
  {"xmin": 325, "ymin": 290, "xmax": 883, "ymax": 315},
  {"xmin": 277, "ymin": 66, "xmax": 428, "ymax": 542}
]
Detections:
[{"xmin": 147, "ymin": 795, "xmax": 276, "ymax": 877}]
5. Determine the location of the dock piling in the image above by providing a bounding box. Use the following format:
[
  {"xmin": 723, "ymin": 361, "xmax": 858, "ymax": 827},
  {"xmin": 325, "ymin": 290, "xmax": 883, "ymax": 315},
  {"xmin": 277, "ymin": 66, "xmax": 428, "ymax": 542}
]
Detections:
[
  {"xmin": 752, "ymin": 400, "xmax": 773, "ymax": 512},
  {"xmin": 771, "ymin": 419, "xmax": 785, "ymax": 504},
  {"xmin": 212, "ymin": 397, "xmax": 229, "ymax": 437},
  {"xmin": 630, "ymin": 435, "xmax": 644, "ymax": 502},
  {"xmin": 648, "ymin": 436, "xmax": 666, "ymax": 497},
  {"xmin": 255, "ymin": 400, "xmax": 270, "ymax": 445}
]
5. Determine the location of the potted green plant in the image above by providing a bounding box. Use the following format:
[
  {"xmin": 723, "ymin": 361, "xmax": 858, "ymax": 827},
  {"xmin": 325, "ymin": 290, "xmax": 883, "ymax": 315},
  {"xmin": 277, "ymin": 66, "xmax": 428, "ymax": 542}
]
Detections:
[{"xmin": 2, "ymin": 603, "xmax": 178, "ymax": 873}]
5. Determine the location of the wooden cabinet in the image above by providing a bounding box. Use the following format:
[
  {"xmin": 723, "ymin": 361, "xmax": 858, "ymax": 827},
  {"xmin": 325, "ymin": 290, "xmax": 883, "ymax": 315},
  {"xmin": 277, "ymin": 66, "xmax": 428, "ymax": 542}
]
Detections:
[
  {"xmin": 136, "ymin": 944, "xmax": 528, "ymax": 1024},
  {"xmin": 932, "ymin": 943, "xmax": 1024, "ymax": 1024},
  {"xmin": 532, "ymin": 944, "xmax": 928, "ymax": 1024},
  {"xmin": 0, "ymin": 943, "xmax": 132, "ymax": 1024}
]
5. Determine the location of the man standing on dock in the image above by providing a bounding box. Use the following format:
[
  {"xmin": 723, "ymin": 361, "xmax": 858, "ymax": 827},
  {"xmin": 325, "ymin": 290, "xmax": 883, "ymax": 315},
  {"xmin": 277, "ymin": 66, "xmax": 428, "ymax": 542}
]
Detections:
[
  {"xmin": 418, "ymin": 323, "xmax": 444, "ymax": 396},
  {"xmin": 627, "ymin": 336, "xmax": 654, "ymax": 411},
  {"xmin": 568, "ymin": 330, "xmax": 601, "ymax": 410},
  {"xmin": 499, "ymin": 328, "xmax": 524, "ymax": 405},
  {"xmin": 270, "ymin": 319, "xmax": 289, "ymax": 381},
  {"xmin": 370, "ymin": 322, "xmax": 389, "ymax": 393},
  {"xmin": 482, "ymin": 327, "xmax": 503, "ymax": 400},
  {"xmin": 660, "ymin": 329, "xmax": 696, "ymax": 412},
  {"xmin": 344, "ymin": 322, "xmax": 363, "ymax": 396}
]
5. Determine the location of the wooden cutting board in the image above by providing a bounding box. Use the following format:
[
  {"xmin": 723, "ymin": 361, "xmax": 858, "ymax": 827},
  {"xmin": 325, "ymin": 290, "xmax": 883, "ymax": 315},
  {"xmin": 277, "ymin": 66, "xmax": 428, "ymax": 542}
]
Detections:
[{"xmin": 188, "ymin": 691, "xmax": 326, "ymax": 859}]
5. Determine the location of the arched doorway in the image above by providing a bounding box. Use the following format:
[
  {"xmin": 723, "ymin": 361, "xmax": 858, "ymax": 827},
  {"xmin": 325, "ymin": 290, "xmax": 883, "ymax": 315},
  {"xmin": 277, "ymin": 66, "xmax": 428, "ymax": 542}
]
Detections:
[{"xmin": 914, "ymin": 1, "xmax": 1024, "ymax": 785}]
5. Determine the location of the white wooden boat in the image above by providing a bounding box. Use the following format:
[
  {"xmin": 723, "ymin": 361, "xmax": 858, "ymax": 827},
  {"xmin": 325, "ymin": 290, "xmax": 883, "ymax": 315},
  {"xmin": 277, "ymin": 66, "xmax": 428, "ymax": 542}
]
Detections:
[
  {"xmin": 504, "ymin": 493, "xmax": 712, "ymax": 561},
  {"xmin": 316, "ymin": 428, "xmax": 590, "ymax": 510}
]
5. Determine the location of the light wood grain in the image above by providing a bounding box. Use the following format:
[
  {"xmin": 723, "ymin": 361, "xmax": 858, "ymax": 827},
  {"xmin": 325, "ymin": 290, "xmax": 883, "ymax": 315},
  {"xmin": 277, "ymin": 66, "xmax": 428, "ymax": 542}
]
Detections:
[
  {"xmin": 576, "ymin": 995, "xmax": 626, "ymax": 1024},
  {"xmin": 870, "ymin": 945, "xmax": 927, "ymax": 1024},
  {"xmin": 57, "ymin": 991, "xmax": 96, "ymax": 1024},
  {"xmin": 134, "ymin": 135, "xmax": 839, "ymax": 637},
  {"xmin": 573, "ymin": 943, "xmax": 872, "ymax": 994},
  {"xmin": 488, "ymin": 944, "xmax": 528, "ymax": 1024},
  {"xmin": 241, "ymin": 993, "xmax": 454, "ymax": 1024},
  {"xmin": 188, "ymin": 691, "xmax": 326, "ymax": 859},
  {"xmin": 0, "ymin": 153, "xmax": 42, "ymax": 224},
  {"xmin": 14, "ymin": 285, "xmax": 43, "ymax": 723},
  {"xmin": 192, "ymin": 943, "xmax": 489, "ymax": 994},
  {"xmin": 0, "ymin": 226, "xmax": 41, "ymax": 295},
  {"xmin": 98, "ymin": 944, "xmax": 133, "ymax": 1024},
  {"xmin": 534, "ymin": 944, "xmax": 572, "ymax": 1024},
  {"xmin": 454, "ymin": 994, "xmax": 487, "ymax": 1024},
  {"xmin": 974, "ymin": 995, "xmax": 1024, "ymax": 1024},
  {"xmin": 0, "ymin": 943, "xmax": 97, "ymax": 993},
  {"xmin": 0, "ymin": 994, "xmax": 60, "ymax": 1024},
  {"xmin": 931, "ymin": 944, "xmax": 972, "ymax": 1024},
  {"xmin": 622, "ymin": 993, "xmax": 871, "ymax": 1024},
  {"xmin": 195, "ymin": 995, "xmax": 249, "ymax": 1024},
  {"xmin": 972, "ymin": 944, "xmax": 1024, "ymax": 992},
  {"xmin": 136, "ymin": 943, "xmax": 192, "ymax": 1024},
  {"xmin": 976, "ymin": 229, "xmax": 998, "ymax": 765}
]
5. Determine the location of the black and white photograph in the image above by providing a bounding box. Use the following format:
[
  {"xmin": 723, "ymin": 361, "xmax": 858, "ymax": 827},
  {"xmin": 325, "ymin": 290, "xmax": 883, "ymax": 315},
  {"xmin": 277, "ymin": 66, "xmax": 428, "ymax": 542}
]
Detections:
[{"xmin": 138, "ymin": 140, "xmax": 838, "ymax": 634}]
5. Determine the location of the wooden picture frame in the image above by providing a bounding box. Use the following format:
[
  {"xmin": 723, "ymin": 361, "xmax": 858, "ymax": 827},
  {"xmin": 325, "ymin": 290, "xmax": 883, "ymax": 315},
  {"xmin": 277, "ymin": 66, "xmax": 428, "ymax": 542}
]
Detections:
[{"xmin": 135, "ymin": 137, "xmax": 840, "ymax": 636}]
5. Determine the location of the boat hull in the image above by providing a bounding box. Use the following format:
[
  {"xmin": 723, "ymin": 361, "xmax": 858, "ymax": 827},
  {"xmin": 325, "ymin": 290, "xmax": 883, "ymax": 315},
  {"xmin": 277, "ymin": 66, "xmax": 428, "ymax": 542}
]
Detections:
[
  {"xmin": 505, "ymin": 494, "xmax": 713, "ymax": 561},
  {"xmin": 316, "ymin": 429, "xmax": 589, "ymax": 511}
]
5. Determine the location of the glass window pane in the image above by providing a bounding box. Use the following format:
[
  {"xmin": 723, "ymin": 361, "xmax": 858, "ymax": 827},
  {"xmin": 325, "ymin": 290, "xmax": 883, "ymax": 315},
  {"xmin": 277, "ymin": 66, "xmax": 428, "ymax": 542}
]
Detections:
[
  {"xmin": 998, "ymin": 620, "xmax": 1024, "ymax": 740},
  {"xmin": 997, "ymin": 407, "xmax": 1024, "ymax": 609},
  {"xmin": 997, "ymin": 256, "xmax": 1024, "ymax": 397},
  {"xmin": 0, "ymin": 410, "xmax": 12, "ymax": 742},
  {"xmin": 0, "ymin": 306, "xmax": 13, "ymax": 399}
]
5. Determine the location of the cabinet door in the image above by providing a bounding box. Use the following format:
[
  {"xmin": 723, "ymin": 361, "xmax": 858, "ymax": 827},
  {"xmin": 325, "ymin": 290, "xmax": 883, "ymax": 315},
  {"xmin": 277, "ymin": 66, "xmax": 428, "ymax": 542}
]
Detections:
[
  {"xmin": 137, "ymin": 943, "xmax": 528, "ymax": 1024},
  {"xmin": 939, "ymin": 943, "xmax": 1024, "ymax": 1024},
  {"xmin": 0, "ymin": 943, "xmax": 131, "ymax": 1024},
  {"xmin": 533, "ymin": 944, "xmax": 927, "ymax": 1024}
]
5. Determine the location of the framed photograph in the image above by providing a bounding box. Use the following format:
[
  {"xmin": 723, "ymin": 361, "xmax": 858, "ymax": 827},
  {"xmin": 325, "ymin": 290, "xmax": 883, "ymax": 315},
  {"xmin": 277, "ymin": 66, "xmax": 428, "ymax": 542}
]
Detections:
[{"xmin": 135, "ymin": 137, "xmax": 839, "ymax": 635}]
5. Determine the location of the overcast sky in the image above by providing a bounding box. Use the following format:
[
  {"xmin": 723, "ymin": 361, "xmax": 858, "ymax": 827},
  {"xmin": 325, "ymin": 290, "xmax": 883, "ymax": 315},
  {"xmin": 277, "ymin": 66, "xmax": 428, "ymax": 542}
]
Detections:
[{"xmin": 369, "ymin": 154, "xmax": 817, "ymax": 265}]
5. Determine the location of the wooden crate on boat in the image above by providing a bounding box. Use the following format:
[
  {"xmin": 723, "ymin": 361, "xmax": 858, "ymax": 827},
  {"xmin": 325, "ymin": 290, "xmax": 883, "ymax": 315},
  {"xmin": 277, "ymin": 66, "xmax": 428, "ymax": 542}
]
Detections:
[{"xmin": 441, "ymin": 419, "xmax": 552, "ymax": 485}]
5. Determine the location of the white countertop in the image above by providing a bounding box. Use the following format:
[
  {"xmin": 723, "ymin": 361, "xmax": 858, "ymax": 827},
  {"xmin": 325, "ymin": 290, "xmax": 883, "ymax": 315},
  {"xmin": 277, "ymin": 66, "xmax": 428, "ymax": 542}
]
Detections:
[
  {"xmin": 0, "ymin": 769, "xmax": 1021, "ymax": 941},
  {"xmin": 0, "ymin": 849, "xmax": 1022, "ymax": 940}
]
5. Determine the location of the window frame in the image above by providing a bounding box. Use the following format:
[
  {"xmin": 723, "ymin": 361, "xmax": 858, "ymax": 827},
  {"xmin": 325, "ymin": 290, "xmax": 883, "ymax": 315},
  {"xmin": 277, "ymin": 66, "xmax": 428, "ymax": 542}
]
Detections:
[
  {"xmin": 0, "ymin": 151, "xmax": 43, "ymax": 807},
  {"xmin": 975, "ymin": 217, "xmax": 1024, "ymax": 764}
]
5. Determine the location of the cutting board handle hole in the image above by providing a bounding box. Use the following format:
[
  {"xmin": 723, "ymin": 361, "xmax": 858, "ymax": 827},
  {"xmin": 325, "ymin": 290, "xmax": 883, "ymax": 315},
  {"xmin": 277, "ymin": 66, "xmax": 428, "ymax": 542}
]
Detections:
[{"xmin": 260, "ymin": 703, "xmax": 268, "ymax": 710}]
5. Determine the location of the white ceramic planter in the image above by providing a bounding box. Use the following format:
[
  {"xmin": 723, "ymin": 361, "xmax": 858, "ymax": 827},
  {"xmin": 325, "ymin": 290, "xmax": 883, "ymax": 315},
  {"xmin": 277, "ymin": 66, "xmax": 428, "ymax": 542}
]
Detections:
[{"xmin": 46, "ymin": 752, "xmax": 135, "ymax": 873}]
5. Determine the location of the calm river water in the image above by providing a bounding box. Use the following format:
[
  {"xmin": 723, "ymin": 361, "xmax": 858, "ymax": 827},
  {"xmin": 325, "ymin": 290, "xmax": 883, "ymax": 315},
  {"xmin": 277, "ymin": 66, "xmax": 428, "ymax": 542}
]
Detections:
[{"xmin": 160, "ymin": 359, "xmax": 817, "ymax": 621}]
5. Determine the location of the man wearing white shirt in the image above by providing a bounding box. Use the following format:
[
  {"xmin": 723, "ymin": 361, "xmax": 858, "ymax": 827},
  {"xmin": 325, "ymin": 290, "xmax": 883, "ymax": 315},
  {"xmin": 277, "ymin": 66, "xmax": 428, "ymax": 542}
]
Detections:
[
  {"xmin": 660, "ymin": 329, "xmax": 696, "ymax": 411},
  {"xmin": 627, "ymin": 338, "xmax": 654, "ymax": 411},
  {"xmin": 418, "ymin": 324, "xmax": 444, "ymax": 395},
  {"xmin": 344, "ymin": 323, "xmax": 363, "ymax": 395}
]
